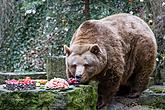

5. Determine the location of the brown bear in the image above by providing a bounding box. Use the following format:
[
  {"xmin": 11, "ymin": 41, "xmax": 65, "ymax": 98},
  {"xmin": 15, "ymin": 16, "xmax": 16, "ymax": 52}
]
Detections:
[{"xmin": 64, "ymin": 13, "xmax": 157, "ymax": 110}]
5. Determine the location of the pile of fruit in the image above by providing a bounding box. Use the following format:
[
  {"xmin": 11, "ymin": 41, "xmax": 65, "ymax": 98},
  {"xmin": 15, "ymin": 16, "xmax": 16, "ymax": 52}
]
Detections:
[
  {"xmin": 4, "ymin": 77, "xmax": 36, "ymax": 91},
  {"xmin": 35, "ymin": 80, "xmax": 47, "ymax": 87}
]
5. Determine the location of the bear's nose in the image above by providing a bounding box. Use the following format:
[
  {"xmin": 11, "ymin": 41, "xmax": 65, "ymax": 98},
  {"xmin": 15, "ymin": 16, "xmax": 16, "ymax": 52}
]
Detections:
[{"xmin": 75, "ymin": 74, "xmax": 82, "ymax": 80}]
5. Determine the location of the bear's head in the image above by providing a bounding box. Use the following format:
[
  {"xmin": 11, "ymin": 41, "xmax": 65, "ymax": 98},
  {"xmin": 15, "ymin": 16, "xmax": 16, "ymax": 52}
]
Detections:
[{"xmin": 64, "ymin": 44, "xmax": 107, "ymax": 84}]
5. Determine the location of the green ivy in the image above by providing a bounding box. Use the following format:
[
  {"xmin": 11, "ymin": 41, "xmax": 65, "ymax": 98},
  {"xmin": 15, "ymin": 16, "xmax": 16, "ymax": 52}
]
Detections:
[{"xmin": 0, "ymin": 0, "xmax": 151, "ymax": 72}]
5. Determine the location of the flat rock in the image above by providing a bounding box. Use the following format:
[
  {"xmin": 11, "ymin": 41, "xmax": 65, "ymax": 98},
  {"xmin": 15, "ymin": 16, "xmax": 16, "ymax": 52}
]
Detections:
[
  {"xmin": 139, "ymin": 85, "xmax": 165, "ymax": 109},
  {"xmin": 0, "ymin": 84, "xmax": 97, "ymax": 110}
]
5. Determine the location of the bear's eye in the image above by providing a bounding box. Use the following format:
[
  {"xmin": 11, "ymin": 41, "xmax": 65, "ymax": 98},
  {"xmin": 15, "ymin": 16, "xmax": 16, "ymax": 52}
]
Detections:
[
  {"xmin": 84, "ymin": 64, "xmax": 90, "ymax": 67},
  {"xmin": 71, "ymin": 64, "xmax": 76, "ymax": 68}
]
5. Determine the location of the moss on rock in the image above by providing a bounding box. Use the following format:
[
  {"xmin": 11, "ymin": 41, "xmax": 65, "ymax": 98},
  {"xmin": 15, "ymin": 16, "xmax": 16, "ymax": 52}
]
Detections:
[
  {"xmin": 0, "ymin": 84, "xmax": 97, "ymax": 110},
  {"xmin": 66, "ymin": 85, "xmax": 97, "ymax": 110},
  {"xmin": 139, "ymin": 85, "xmax": 165, "ymax": 109},
  {"xmin": 0, "ymin": 91, "xmax": 55, "ymax": 110}
]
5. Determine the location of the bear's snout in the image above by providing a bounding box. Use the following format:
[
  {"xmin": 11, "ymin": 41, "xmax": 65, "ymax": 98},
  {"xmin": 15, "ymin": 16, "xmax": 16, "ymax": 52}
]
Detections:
[
  {"xmin": 75, "ymin": 65, "xmax": 84, "ymax": 80},
  {"xmin": 75, "ymin": 74, "xmax": 82, "ymax": 81}
]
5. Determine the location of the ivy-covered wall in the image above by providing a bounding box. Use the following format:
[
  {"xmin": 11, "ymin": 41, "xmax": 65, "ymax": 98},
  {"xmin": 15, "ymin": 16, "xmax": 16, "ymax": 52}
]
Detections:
[
  {"xmin": 0, "ymin": 0, "xmax": 152, "ymax": 72},
  {"xmin": 0, "ymin": 0, "xmax": 85, "ymax": 72}
]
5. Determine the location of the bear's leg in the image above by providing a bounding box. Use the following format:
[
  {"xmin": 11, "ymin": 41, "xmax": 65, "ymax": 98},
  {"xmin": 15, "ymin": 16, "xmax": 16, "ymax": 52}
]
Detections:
[
  {"xmin": 97, "ymin": 73, "xmax": 121, "ymax": 110},
  {"xmin": 128, "ymin": 68, "xmax": 154, "ymax": 98},
  {"xmin": 128, "ymin": 41, "xmax": 156, "ymax": 98}
]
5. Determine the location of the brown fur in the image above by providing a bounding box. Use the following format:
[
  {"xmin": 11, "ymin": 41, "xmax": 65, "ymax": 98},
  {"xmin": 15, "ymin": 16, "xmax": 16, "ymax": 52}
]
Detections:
[{"xmin": 64, "ymin": 13, "xmax": 157, "ymax": 110}]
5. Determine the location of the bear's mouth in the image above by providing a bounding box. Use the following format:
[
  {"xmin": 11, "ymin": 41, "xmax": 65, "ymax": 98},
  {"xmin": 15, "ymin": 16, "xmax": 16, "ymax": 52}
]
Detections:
[
  {"xmin": 79, "ymin": 75, "xmax": 90, "ymax": 84},
  {"xmin": 69, "ymin": 74, "xmax": 90, "ymax": 84}
]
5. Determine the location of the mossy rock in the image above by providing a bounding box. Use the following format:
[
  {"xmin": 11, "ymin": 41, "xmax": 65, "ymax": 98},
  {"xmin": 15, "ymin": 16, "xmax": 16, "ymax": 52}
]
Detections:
[
  {"xmin": 0, "ymin": 84, "xmax": 97, "ymax": 110},
  {"xmin": 139, "ymin": 85, "xmax": 165, "ymax": 109}
]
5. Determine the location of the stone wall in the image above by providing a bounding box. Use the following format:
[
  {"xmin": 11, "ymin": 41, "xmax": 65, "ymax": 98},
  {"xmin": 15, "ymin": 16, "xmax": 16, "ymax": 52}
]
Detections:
[{"xmin": 46, "ymin": 56, "xmax": 67, "ymax": 80}]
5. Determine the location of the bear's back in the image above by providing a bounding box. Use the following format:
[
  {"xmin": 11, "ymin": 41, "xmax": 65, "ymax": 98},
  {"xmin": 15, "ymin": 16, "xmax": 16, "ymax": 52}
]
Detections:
[
  {"xmin": 100, "ymin": 13, "xmax": 156, "ymax": 45},
  {"xmin": 70, "ymin": 13, "xmax": 156, "ymax": 49}
]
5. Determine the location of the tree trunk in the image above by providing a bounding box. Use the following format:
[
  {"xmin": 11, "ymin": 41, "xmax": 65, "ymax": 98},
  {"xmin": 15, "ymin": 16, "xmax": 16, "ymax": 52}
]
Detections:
[{"xmin": 83, "ymin": 0, "xmax": 90, "ymax": 20}]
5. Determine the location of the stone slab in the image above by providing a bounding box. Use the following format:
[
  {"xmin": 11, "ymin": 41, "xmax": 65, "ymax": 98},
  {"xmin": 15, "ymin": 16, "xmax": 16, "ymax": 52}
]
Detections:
[
  {"xmin": 139, "ymin": 85, "xmax": 165, "ymax": 109},
  {"xmin": 0, "ymin": 84, "xmax": 97, "ymax": 110}
]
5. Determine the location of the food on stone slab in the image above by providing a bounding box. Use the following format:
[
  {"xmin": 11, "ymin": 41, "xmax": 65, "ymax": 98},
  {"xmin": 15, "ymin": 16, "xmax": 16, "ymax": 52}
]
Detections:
[
  {"xmin": 36, "ymin": 82, "xmax": 41, "ymax": 87},
  {"xmin": 34, "ymin": 80, "xmax": 47, "ymax": 87},
  {"xmin": 4, "ymin": 77, "xmax": 36, "ymax": 91},
  {"xmin": 67, "ymin": 78, "xmax": 79, "ymax": 85},
  {"xmin": 45, "ymin": 78, "xmax": 69, "ymax": 89},
  {"xmin": 39, "ymin": 80, "xmax": 47, "ymax": 85}
]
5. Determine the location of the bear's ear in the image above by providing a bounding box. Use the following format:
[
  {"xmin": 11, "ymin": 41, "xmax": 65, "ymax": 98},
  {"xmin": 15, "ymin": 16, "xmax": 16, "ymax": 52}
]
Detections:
[
  {"xmin": 64, "ymin": 45, "xmax": 71, "ymax": 56},
  {"xmin": 90, "ymin": 44, "xmax": 101, "ymax": 55}
]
